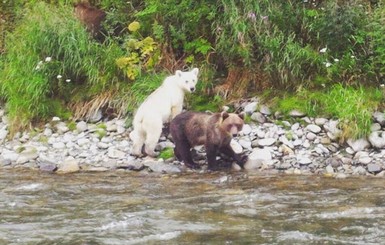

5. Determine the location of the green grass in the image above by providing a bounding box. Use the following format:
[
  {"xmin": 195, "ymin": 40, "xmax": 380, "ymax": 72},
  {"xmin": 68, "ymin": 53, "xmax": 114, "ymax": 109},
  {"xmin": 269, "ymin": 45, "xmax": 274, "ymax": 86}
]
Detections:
[
  {"xmin": 158, "ymin": 147, "xmax": 175, "ymax": 160},
  {"xmin": 272, "ymin": 84, "xmax": 384, "ymax": 140},
  {"xmin": 0, "ymin": 2, "xmax": 124, "ymax": 134}
]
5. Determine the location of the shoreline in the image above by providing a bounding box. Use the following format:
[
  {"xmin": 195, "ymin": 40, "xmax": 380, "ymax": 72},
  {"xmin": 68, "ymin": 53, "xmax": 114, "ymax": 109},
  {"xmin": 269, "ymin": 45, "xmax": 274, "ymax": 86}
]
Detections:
[{"xmin": 1, "ymin": 101, "xmax": 385, "ymax": 178}]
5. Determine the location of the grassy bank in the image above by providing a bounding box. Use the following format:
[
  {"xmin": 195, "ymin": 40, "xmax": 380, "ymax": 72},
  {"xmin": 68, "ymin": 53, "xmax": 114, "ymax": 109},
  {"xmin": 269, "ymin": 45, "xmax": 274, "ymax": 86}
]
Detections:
[{"xmin": 1, "ymin": 1, "xmax": 385, "ymax": 140}]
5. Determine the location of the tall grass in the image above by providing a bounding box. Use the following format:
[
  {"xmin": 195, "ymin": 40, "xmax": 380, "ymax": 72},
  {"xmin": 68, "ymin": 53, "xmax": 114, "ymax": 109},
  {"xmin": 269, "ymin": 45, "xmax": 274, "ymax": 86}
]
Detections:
[{"xmin": 0, "ymin": 2, "xmax": 124, "ymax": 133}]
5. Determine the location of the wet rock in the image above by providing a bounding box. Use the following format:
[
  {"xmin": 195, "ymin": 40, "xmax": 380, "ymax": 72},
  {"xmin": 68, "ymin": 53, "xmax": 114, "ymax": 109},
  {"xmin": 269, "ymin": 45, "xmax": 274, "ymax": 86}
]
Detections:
[
  {"xmin": 0, "ymin": 126, "xmax": 8, "ymax": 142},
  {"xmin": 143, "ymin": 160, "xmax": 181, "ymax": 173},
  {"xmin": 244, "ymin": 148, "xmax": 272, "ymax": 170},
  {"xmin": 57, "ymin": 159, "xmax": 80, "ymax": 174},
  {"xmin": 353, "ymin": 166, "xmax": 367, "ymax": 175},
  {"xmin": 39, "ymin": 163, "xmax": 57, "ymax": 172}
]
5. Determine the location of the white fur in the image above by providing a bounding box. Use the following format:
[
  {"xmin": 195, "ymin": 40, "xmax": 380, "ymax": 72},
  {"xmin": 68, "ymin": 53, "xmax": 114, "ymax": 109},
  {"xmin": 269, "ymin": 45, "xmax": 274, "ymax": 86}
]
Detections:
[{"xmin": 130, "ymin": 68, "xmax": 199, "ymax": 157}]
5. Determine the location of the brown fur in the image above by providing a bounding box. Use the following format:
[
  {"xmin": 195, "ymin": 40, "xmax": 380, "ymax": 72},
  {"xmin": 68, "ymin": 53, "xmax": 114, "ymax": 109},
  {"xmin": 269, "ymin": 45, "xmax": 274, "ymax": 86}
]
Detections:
[
  {"xmin": 74, "ymin": 1, "xmax": 106, "ymax": 40},
  {"xmin": 170, "ymin": 111, "xmax": 245, "ymax": 170}
]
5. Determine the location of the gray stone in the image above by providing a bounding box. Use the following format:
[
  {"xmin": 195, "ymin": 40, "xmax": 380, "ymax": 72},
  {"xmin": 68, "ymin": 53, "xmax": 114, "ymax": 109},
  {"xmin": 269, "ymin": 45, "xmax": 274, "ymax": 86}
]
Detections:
[
  {"xmin": 244, "ymin": 102, "xmax": 258, "ymax": 114},
  {"xmin": 0, "ymin": 126, "xmax": 8, "ymax": 142},
  {"xmin": 371, "ymin": 123, "xmax": 381, "ymax": 132},
  {"xmin": 76, "ymin": 121, "xmax": 88, "ymax": 132},
  {"xmin": 367, "ymin": 163, "xmax": 382, "ymax": 174},
  {"xmin": 315, "ymin": 118, "xmax": 328, "ymax": 126},
  {"xmin": 244, "ymin": 148, "xmax": 272, "ymax": 170},
  {"xmin": 39, "ymin": 163, "xmax": 57, "ymax": 172},
  {"xmin": 57, "ymin": 158, "xmax": 80, "ymax": 173},
  {"xmin": 89, "ymin": 109, "xmax": 103, "ymax": 123},
  {"xmin": 306, "ymin": 132, "xmax": 317, "ymax": 141},
  {"xmin": 289, "ymin": 110, "xmax": 305, "ymax": 117},
  {"xmin": 306, "ymin": 124, "xmax": 322, "ymax": 134},
  {"xmin": 250, "ymin": 112, "xmax": 266, "ymax": 124},
  {"xmin": 353, "ymin": 166, "xmax": 367, "ymax": 175},
  {"xmin": 259, "ymin": 105, "xmax": 271, "ymax": 115},
  {"xmin": 107, "ymin": 148, "xmax": 126, "ymax": 159},
  {"xmin": 241, "ymin": 124, "xmax": 252, "ymax": 135},
  {"xmin": 257, "ymin": 138, "xmax": 276, "ymax": 146},
  {"xmin": 52, "ymin": 142, "xmax": 66, "ymax": 149},
  {"xmin": 368, "ymin": 131, "xmax": 385, "ymax": 149},
  {"xmin": 373, "ymin": 111, "xmax": 385, "ymax": 126},
  {"xmin": 347, "ymin": 138, "xmax": 370, "ymax": 152},
  {"xmin": 326, "ymin": 165, "xmax": 334, "ymax": 174}
]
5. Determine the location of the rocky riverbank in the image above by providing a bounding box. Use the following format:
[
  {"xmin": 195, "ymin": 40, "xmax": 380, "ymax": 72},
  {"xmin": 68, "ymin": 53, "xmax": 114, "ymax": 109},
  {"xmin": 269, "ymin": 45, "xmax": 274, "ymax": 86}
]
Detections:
[{"xmin": 1, "ymin": 100, "xmax": 385, "ymax": 178}]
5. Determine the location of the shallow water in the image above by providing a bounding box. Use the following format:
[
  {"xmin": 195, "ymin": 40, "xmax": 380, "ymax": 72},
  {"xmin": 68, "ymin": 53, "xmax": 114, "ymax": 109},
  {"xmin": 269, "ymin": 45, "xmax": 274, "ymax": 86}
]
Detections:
[{"xmin": 1, "ymin": 169, "xmax": 385, "ymax": 244}]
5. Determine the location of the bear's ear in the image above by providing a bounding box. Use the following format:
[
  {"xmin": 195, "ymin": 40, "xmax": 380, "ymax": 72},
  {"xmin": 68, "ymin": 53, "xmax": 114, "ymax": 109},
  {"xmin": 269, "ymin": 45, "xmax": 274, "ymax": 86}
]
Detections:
[
  {"xmin": 238, "ymin": 112, "xmax": 245, "ymax": 120},
  {"xmin": 175, "ymin": 70, "xmax": 183, "ymax": 77},
  {"xmin": 191, "ymin": 68, "xmax": 199, "ymax": 76},
  {"xmin": 221, "ymin": 111, "xmax": 229, "ymax": 120}
]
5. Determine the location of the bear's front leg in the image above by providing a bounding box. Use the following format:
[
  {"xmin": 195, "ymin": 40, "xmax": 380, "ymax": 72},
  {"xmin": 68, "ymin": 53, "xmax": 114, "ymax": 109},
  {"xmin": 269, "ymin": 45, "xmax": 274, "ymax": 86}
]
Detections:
[
  {"xmin": 220, "ymin": 145, "xmax": 246, "ymax": 167},
  {"xmin": 206, "ymin": 144, "xmax": 219, "ymax": 170}
]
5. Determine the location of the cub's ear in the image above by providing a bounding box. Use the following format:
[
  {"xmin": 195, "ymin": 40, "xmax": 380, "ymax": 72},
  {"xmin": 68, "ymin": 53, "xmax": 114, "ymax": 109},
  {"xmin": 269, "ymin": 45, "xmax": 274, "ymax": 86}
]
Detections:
[
  {"xmin": 191, "ymin": 68, "xmax": 199, "ymax": 76},
  {"xmin": 238, "ymin": 112, "xmax": 245, "ymax": 120},
  {"xmin": 221, "ymin": 111, "xmax": 229, "ymax": 120},
  {"xmin": 175, "ymin": 70, "xmax": 183, "ymax": 77}
]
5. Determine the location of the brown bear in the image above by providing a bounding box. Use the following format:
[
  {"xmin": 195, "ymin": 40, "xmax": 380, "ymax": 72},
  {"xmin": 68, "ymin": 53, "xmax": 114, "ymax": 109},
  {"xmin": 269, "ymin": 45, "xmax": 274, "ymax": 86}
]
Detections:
[
  {"xmin": 170, "ymin": 111, "xmax": 245, "ymax": 170},
  {"xmin": 74, "ymin": 1, "xmax": 106, "ymax": 41}
]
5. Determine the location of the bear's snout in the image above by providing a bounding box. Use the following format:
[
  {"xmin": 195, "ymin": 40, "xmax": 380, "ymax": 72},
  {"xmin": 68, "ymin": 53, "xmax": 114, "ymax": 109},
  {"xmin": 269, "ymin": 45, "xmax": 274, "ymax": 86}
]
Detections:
[
  {"xmin": 232, "ymin": 133, "xmax": 238, "ymax": 137},
  {"xmin": 190, "ymin": 87, "xmax": 196, "ymax": 92}
]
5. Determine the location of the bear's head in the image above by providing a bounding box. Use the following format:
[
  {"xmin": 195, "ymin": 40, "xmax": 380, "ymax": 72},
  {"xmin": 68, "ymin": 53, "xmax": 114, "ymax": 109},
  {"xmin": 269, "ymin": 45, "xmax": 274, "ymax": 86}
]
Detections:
[
  {"xmin": 219, "ymin": 111, "xmax": 245, "ymax": 137},
  {"xmin": 175, "ymin": 68, "xmax": 199, "ymax": 93}
]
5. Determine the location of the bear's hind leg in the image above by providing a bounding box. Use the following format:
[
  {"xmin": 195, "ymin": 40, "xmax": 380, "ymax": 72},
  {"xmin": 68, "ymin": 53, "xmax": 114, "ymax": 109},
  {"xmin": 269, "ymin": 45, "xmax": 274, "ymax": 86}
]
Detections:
[
  {"xmin": 130, "ymin": 130, "xmax": 145, "ymax": 157},
  {"xmin": 144, "ymin": 121, "xmax": 162, "ymax": 158},
  {"xmin": 175, "ymin": 141, "xmax": 199, "ymax": 169}
]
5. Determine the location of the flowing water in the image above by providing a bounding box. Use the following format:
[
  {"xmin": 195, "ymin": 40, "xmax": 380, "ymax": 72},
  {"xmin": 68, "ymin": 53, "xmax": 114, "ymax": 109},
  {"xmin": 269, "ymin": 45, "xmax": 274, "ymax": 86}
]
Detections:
[{"xmin": 1, "ymin": 169, "xmax": 385, "ymax": 245}]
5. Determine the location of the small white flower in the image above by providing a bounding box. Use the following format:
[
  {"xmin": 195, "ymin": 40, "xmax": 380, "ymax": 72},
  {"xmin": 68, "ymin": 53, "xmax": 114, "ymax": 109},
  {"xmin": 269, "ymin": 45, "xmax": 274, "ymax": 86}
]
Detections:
[
  {"xmin": 380, "ymin": 84, "xmax": 385, "ymax": 88},
  {"xmin": 351, "ymin": 55, "xmax": 356, "ymax": 59},
  {"xmin": 319, "ymin": 47, "xmax": 327, "ymax": 53},
  {"xmin": 57, "ymin": 75, "xmax": 62, "ymax": 79},
  {"xmin": 325, "ymin": 62, "xmax": 332, "ymax": 68},
  {"xmin": 65, "ymin": 79, "xmax": 71, "ymax": 83},
  {"xmin": 45, "ymin": 57, "xmax": 52, "ymax": 62},
  {"xmin": 52, "ymin": 116, "xmax": 61, "ymax": 122},
  {"xmin": 334, "ymin": 58, "xmax": 339, "ymax": 62}
]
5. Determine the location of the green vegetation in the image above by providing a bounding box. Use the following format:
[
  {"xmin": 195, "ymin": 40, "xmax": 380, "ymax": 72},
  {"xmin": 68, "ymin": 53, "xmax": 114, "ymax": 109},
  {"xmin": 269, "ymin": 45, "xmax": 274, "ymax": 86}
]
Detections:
[
  {"xmin": 1, "ymin": 0, "xmax": 385, "ymax": 141},
  {"xmin": 273, "ymin": 85, "xmax": 384, "ymax": 140},
  {"xmin": 159, "ymin": 147, "xmax": 174, "ymax": 160}
]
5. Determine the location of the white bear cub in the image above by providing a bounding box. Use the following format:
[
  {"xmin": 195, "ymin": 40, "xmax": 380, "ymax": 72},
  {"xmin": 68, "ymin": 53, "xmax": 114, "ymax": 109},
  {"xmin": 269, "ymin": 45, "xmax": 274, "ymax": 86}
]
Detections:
[{"xmin": 130, "ymin": 68, "xmax": 199, "ymax": 157}]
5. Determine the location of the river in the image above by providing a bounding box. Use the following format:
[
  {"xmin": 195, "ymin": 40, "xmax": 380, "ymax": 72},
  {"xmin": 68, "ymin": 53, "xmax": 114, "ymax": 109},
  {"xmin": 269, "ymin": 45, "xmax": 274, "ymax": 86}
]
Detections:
[{"xmin": 1, "ymin": 169, "xmax": 385, "ymax": 244}]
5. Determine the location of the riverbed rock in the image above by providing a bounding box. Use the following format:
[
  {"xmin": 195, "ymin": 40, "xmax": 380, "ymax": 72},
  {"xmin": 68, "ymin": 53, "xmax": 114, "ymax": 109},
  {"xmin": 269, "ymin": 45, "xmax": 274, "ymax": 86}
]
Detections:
[
  {"xmin": 306, "ymin": 124, "xmax": 322, "ymax": 134},
  {"xmin": 244, "ymin": 148, "xmax": 272, "ymax": 170},
  {"xmin": 57, "ymin": 159, "xmax": 80, "ymax": 174},
  {"xmin": 367, "ymin": 163, "xmax": 382, "ymax": 174},
  {"xmin": 143, "ymin": 160, "xmax": 181, "ymax": 173}
]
